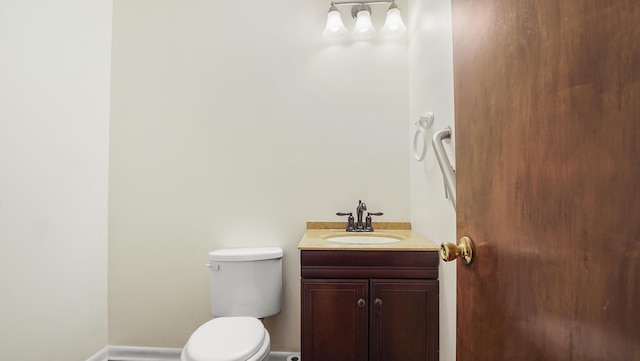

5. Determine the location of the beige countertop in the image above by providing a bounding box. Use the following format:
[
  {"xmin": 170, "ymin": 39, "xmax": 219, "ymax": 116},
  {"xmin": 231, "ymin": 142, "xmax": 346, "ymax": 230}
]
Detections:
[{"xmin": 298, "ymin": 222, "xmax": 439, "ymax": 251}]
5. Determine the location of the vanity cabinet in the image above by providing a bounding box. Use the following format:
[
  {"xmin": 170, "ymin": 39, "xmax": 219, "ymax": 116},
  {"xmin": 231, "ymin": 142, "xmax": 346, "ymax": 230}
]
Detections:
[{"xmin": 301, "ymin": 250, "xmax": 439, "ymax": 361}]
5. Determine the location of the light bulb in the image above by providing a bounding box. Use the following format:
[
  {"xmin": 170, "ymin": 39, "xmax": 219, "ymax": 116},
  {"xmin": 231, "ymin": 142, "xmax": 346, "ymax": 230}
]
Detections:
[
  {"xmin": 381, "ymin": 3, "xmax": 406, "ymax": 38},
  {"xmin": 323, "ymin": 5, "xmax": 347, "ymax": 39},
  {"xmin": 352, "ymin": 8, "xmax": 376, "ymax": 40}
]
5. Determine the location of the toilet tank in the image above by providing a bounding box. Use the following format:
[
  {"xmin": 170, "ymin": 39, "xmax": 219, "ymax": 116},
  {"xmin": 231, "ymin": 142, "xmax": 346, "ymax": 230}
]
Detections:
[{"xmin": 208, "ymin": 247, "xmax": 283, "ymax": 318}]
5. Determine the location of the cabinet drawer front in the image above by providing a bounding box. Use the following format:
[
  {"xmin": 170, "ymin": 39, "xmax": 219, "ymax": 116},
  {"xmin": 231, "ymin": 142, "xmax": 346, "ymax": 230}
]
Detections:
[
  {"xmin": 301, "ymin": 279, "xmax": 368, "ymax": 361},
  {"xmin": 301, "ymin": 251, "xmax": 439, "ymax": 279}
]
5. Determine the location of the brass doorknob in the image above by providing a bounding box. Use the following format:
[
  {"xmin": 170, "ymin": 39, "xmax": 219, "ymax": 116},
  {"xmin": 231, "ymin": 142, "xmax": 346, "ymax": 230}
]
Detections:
[{"xmin": 440, "ymin": 236, "xmax": 475, "ymax": 265}]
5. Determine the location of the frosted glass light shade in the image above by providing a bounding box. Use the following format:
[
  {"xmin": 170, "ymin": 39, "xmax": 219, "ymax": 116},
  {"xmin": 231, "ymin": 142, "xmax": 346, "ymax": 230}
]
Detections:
[
  {"xmin": 352, "ymin": 9, "xmax": 376, "ymax": 40},
  {"xmin": 381, "ymin": 5, "xmax": 406, "ymax": 38},
  {"xmin": 323, "ymin": 7, "xmax": 347, "ymax": 39}
]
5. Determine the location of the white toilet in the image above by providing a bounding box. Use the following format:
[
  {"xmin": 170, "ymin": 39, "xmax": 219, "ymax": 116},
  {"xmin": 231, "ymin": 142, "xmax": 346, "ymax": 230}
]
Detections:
[{"xmin": 181, "ymin": 247, "xmax": 283, "ymax": 361}]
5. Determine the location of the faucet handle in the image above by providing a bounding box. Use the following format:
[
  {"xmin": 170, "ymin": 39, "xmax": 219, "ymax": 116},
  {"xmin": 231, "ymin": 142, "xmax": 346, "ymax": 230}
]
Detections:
[
  {"xmin": 336, "ymin": 212, "xmax": 355, "ymax": 232},
  {"xmin": 364, "ymin": 212, "xmax": 384, "ymax": 232}
]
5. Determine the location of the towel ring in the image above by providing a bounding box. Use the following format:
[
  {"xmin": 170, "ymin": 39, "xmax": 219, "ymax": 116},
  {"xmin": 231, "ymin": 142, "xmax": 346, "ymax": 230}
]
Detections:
[{"xmin": 413, "ymin": 113, "xmax": 435, "ymax": 161}]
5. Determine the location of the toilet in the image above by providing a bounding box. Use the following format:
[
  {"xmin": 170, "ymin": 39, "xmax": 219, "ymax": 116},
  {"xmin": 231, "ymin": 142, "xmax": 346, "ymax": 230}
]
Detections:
[{"xmin": 181, "ymin": 247, "xmax": 283, "ymax": 361}]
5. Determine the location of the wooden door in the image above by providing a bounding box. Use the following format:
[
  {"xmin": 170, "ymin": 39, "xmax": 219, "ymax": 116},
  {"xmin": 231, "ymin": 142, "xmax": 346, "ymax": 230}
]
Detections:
[
  {"xmin": 370, "ymin": 279, "xmax": 438, "ymax": 361},
  {"xmin": 452, "ymin": 0, "xmax": 640, "ymax": 360},
  {"xmin": 301, "ymin": 279, "xmax": 368, "ymax": 361}
]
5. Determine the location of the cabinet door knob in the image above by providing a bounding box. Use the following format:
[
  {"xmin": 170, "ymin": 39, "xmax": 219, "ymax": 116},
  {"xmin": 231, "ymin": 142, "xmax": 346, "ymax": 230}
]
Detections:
[
  {"xmin": 374, "ymin": 298, "xmax": 383, "ymax": 307},
  {"xmin": 357, "ymin": 298, "xmax": 366, "ymax": 307}
]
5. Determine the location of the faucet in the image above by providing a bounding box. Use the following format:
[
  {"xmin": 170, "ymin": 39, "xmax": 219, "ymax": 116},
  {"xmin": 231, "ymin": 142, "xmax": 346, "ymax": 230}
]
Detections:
[
  {"xmin": 337, "ymin": 200, "xmax": 383, "ymax": 232},
  {"xmin": 355, "ymin": 200, "xmax": 367, "ymax": 230}
]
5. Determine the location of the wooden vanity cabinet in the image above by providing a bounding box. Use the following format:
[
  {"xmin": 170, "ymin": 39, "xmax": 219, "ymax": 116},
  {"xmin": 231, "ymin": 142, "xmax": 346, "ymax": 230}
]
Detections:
[{"xmin": 301, "ymin": 250, "xmax": 439, "ymax": 361}]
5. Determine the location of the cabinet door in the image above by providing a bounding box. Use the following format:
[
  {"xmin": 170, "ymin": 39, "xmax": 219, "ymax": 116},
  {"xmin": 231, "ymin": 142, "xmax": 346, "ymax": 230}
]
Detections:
[
  {"xmin": 370, "ymin": 280, "xmax": 439, "ymax": 361},
  {"xmin": 301, "ymin": 279, "xmax": 368, "ymax": 361}
]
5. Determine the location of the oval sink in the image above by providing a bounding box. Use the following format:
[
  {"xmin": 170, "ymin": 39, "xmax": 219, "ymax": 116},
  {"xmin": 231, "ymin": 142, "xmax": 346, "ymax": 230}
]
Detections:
[{"xmin": 324, "ymin": 235, "xmax": 402, "ymax": 244}]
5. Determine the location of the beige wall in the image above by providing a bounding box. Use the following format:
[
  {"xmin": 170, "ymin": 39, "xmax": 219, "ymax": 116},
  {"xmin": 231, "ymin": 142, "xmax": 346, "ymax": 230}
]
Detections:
[
  {"xmin": 108, "ymin": 0, "xmax": 409, "ymax": 351},
  {"xmin": 408, "ymin": 0, "xmax": 457, "ymax": 360},
  {"xmin": 0, "ymin": 1, "xmax": 112, "ymax": 360},
  {"xmin": 0, "ymin": 0, "xmax": 455, "ymax": 357}
]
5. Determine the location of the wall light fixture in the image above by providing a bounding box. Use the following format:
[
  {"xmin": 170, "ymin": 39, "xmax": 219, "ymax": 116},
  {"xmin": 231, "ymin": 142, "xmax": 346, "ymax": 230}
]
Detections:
[{"xmin": 323, "ymin": 1, "xmax": 407, "ymax": 40}]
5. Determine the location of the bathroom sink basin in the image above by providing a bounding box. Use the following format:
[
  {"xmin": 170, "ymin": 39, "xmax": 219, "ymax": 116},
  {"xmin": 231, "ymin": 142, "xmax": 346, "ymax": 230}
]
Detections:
[{"xmin": 324, "ymin": 235, "xmax": 403, "ymax": 244}]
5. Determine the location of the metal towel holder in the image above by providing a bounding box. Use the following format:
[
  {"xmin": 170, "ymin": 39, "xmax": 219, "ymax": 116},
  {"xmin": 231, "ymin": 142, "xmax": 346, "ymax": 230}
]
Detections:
[{"xmin": 413, "ymin": 113, "xmax": 435, "ymax": 161}]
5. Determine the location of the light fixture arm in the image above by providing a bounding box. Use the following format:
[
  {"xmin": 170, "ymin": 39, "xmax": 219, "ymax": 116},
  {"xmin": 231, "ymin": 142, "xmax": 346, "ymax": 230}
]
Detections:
[
  {"xmin": 330, "ymin": 1, "xmax": 399, "ymax": 18},
  {"xmin": 351, "ymin": 4, "xmax": 371, "ymax": 18},
  {"xmin": 330, "ymin": 0, "xmax": 397, "ymax": 7},
  {"xmin": 331, "ymin": 0, "xmax": 397, "ymax": 15}
]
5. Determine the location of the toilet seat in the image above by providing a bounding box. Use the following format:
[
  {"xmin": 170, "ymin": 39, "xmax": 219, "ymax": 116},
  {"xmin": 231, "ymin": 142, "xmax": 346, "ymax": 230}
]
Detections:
[{"xmin": 181, "ymin": 317, "xmax": 270, "ymax": 361}]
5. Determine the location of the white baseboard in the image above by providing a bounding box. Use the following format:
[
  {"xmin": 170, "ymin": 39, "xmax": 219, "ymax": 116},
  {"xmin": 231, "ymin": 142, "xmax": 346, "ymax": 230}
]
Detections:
[
  {"xmin": 108, "ymin": 346, "xmax": 182, "ymax": 361},
  {"xmin": 87, "ymin": 347, "xmax": 109, "ymax": 361},
  {"xmin": 86, "ymin": 346, "xmax": 300, "ymax": 361}
]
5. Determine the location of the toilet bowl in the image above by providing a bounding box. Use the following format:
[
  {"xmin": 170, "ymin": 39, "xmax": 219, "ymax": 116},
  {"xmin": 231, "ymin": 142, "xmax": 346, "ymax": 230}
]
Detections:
[{"xmin": 181, "ymin": 317, "xmax": 270, "ymax": 361}]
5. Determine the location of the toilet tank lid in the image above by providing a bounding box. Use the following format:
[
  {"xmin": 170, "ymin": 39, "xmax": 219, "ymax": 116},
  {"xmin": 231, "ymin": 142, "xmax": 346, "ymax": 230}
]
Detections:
[{"xmin": 209, "ymin": 247, "xmax": 283, "ymax": 262}]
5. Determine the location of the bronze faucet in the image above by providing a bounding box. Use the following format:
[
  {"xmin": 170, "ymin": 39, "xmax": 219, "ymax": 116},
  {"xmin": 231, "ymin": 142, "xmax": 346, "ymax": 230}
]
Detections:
[{"xmin": 337, "ymin": 200, "xmax": 383, "ymax": 232}]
